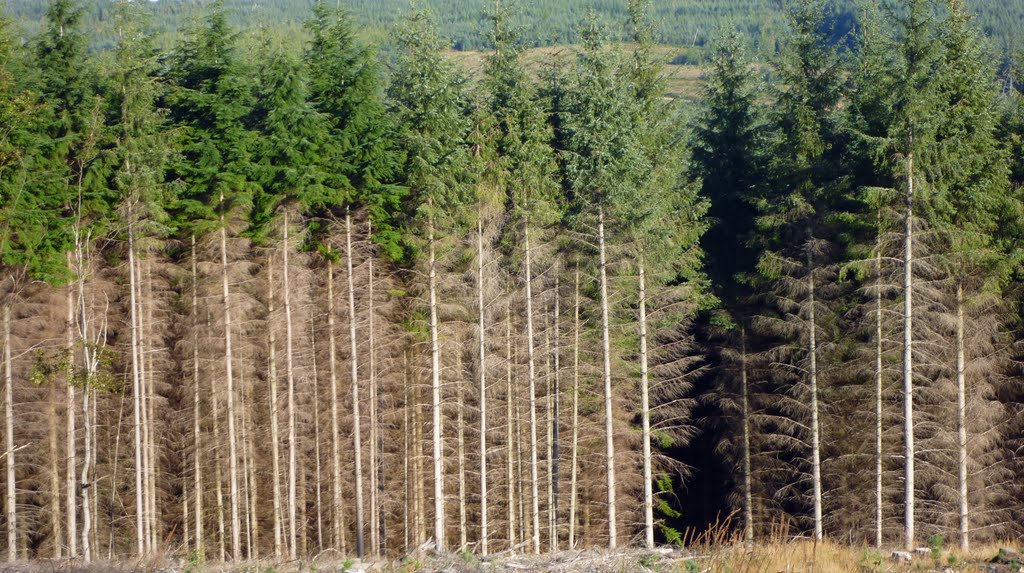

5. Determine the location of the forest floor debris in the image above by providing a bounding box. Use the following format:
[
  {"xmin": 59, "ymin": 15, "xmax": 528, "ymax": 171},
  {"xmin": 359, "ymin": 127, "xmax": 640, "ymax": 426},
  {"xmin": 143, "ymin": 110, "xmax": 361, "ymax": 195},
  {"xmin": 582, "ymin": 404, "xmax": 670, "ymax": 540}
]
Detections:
[{"xmin": 0, "ymin": 542, "xmax": 1021, "ymax": 573}]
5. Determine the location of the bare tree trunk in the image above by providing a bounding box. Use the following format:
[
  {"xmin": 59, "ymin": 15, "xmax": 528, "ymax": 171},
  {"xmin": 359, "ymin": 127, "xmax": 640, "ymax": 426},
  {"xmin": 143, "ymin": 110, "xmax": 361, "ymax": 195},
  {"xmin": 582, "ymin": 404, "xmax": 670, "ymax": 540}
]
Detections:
[
  {"xmin": 597, "ymin": 207, "xmax": 617, "ymax": 549},
  {"xmin": 477, "ymin": 218, "xmax": 489, "ymax": 555},
  {"xmin": 268, "ymin": 254, "xmax": 284, "ymax": 559},
  {"xmin": 192, "ymin": 236, "xmax": 204, "ymax": 559},
  {"xmin": 524, "ymin": 223, "xmax": 540, "ymax": 555},
  {"xmin": 3, "ymin": 305, "xmax": 15, "ymax": 561},
  {"xmin": 427, "ymin": 210, "xmax": 445, "ymax": 551},
  {"xmin": 956, "ymin": 281, "xmax": 968, "ymax": 552},
  {"xmin": 221, "ymin": 202, "xmax": 241, "ymax": 560},
  {"xmin": 414, "ymin": 378, "xmax": 425, "ymax": 547},
  {"xmin": 284, "ymin": 211, "xmax": 298, "ymax": 560},
  {"xmin": 902, "ymin": 147, "xmax": 915, "ymax": 552},
  {"xmin": 551, "ymin": 273, "xmax": 560, "ymax": 552},
  {"xmin": 80, "ymin": 384, "xmax": 91, "ymax": 562},
  {"xmin": 369, "ymin": 218, "xmax": 381, "ymax": 557},
  {"xmin": 741, "ymin": 328, "xmax": 753, "ymax": 545},
  {"xmin": 505, "ymin": 303, "xmax": 516, "ymax": 550},
  {"xmin": 239, "ymin": 385, "xmax": 252, "ymax": 561},
  {"xmin": 137, "ymin": 258, "xmax": 151, "ymax": 555},
  {"xmin": 544, "ymin": 327, "xmax": 553, "ymax": 551},
  {"xmin": 638, "ymin": 260, "xmax": 653, "ymax": 549},
  {"xmin": 327, "ymin": 255, "xmax": 343, "ymax": 553},
  {"xmin": 312, "ymin": 321, "xmax": 324, "ymax": 553},
  {"xmin": 404, "ymin": 355, "xmax": 411, "ymax": 551},
  {"xmin": 212, "ymin": 372, "xmax": 226, "ymax": 562},
  {"xmin": 128, "ymin": 227, "xmax": 145, "ymax": 557},
  {"xmin": 346, "ymin": 209, "xmax": 366, "ymax": 558},
  {"xmin": 807, "ymin": 245, "xmax": 822, "ymax": 542},
  {"xmin": 245, "ymin": 377, "xmax": 259, "ymax": 559},
  {"xmin": 144, "ymin": 263, "xmax": 158, "ymax": 552},
  {"xmin": 50, "ymin": 380, "xmax": 62, "ymax": 559},
  {"xmin": 66, "ymin": 273, "xmax": 77, "ymax": 557},
  {"xmin": 457, "ymin": 348, "xmax": 467, "ymax": 550},
  {"xmin": 874, "ymin": 226, "xmax": 883, "ymax": 549},
  {"xmin": 568, "ymin": 266, "xmax": 580, "ymax": 550}
]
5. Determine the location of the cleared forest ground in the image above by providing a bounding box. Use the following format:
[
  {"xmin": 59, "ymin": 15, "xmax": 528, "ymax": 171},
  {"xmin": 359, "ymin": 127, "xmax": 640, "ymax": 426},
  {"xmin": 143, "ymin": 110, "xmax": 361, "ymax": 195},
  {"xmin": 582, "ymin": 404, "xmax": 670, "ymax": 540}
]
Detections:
[{"xmin": 3, "ymin": 542, "xmax": 1022, "ymax": 573}]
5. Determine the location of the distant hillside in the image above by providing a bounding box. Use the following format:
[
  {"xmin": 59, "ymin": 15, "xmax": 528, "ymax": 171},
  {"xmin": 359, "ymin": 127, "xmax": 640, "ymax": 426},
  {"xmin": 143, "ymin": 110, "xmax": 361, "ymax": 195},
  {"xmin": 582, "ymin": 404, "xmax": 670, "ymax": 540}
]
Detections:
[{"xmin": 3, "ymin": 0, "xmax": 1023, "ymax": 59}]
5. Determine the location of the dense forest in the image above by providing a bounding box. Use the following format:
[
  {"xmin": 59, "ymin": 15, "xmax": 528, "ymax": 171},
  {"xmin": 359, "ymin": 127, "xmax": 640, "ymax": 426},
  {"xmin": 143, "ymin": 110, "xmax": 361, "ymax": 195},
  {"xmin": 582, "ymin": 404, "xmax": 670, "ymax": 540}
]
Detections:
[
  {"xmin": 4, "ymin": 0, "xmax": 1024, "ymax": 58},
  {"xmin": 1, "ymin": 0, "xmax": 1024, "ymax": 564}
]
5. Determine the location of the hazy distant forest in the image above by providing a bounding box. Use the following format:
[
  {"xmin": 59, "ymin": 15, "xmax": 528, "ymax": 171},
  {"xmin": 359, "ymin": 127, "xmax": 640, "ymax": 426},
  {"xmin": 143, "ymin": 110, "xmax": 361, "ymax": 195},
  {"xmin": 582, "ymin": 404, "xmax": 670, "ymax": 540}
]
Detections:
[{"xmin": 1, "ymin": 0, "xmax": 1024, "ymax": 563}]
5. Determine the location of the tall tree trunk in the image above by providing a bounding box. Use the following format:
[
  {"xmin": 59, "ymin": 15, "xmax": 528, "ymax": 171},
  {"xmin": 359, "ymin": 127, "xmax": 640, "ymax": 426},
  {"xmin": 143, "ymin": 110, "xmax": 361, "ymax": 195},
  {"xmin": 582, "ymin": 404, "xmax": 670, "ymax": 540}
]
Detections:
[
  {"xmin": 144, "ymin": 263, "xmax": 158, "ymax": 552},
  {"xmin": 413, "ymin": 378, "xmax": 425, "ymax": 548},
  {"xmin": 128, "ymin": 226, "xmax": 144, "ymax": 557},
  {"xmin": 284, "ymin": 211, "xmax": 298, "ymax": 560},
  {"xmin": 597, "ymin": 207, "xmax": 617, "ymax": 549},
  {"xmin": 568, "ymin": 266, "xmax": 580, "ymax": 550},
  {"xmin": 80, "ymin": 384, "xmax": 91, "ymax": 561},
  {"xmin": 65, "ymin": 278, "xmax": 76, "ymax": 559},
  {"xmin": 312, "ymin": 321, "xmax": 324, "ymax": 553},
  {"xmin": 523, "ymin": 223, "xmax": 541, "ymax": 555},
  {"xmin": 50, "ymin": 380, "xmax": 62, "ymax": 559},
  {"xmin": 956, "ymin": 281, "xmax": 968, "ymax": 552},
  {"xmin": 192, "ymin": 236, "xmax": 204, "ymax": 558},
  {"xmin": 268, "ymin": 254, "xmax": 284, "ymax": 559},
  {"xmin": 544, "ymin": 327, "xmax": 553, "ymax": 551},
  {"xmin": 551, "ymin": 273, "xmax": 560, "ymax": 552},
  {"xmin": 137, "ymin": 258, "xmax": 150, "ymax": 555},
  {"xmin": 874, "ymin": 223, "xmax": 883, "ymax": 549},
  {"xmin": 505, "ymin": 303, "xmax": 516, "ymax": 550},
  {"xmin": 3, "ymin": 305, "xmax": 14, "ymax": 561},
  {"xmin": 477, "ymin": 218, "xmax": 489, "ymax": 555},
  {"xmin": 741, "ymin": 327, "xmax": 753, "ymax": 545},
  {"xmin": 902, "ymin": 145, "xmax": 915, "ymax": 552},
  {"xmin": 327, "ymin": 254, "xmax": 342, "ymax": 553},
  {"xmin": 369, "ymin": 218, "xmax": 381, "ymax": 557},
  {"xmin": 638, "ymin": 259, "xmax": 653, "ymax": 549},
  {"xmin": 807, "ymin": 244, "xmax": 822, "ymax": 542},
  {"xmin": 457, "ymin": 348, "xmax": 467, "ymax": 550},
  {"xmin": 403, "ymin": 354, "xmax": 411, "ymax": 551},
  {"xmin": 427, "ymin": 210, "xmax": 445, "ymax": 551},
  {"xmin": 221, "ymin": 202, "xmax": 241, "ymax": 560},
  {"xmin": 346, "ymin": 208, "xmax": 366, "ymax": 558},
  {"xmin": 212, "ymin": 367, "xmax": 226, "ymax": 562}
]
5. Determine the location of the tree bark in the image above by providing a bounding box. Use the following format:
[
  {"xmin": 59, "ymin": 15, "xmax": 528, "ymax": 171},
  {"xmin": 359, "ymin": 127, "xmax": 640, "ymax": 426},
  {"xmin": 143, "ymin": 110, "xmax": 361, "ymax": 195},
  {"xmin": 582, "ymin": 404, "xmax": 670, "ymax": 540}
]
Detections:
[
  {"xmin": 346, "ymin": 208, "xmax": 366, "ymax": 558},
  {"xmin": 221, "ymin": 203, "xmax": 241, "ymax": 560},
  {"xmin": 638, "ymin": 259, "xmax": 653, "ymax": 549},
  {"xmin": 569, "ymin": 266, "xmax": 580, "ymax": 550},
  {"xmin": 875, "ymin": 238, "xmax": 884, "ymax": 549},
  {"xmin": 327, "ymin": 253, "xmax": 342, "ymax": 553},
  {"xmin": 3, "ymin": 305, "xmax": 15, "ymax": 561},
  {"xmin": 477, "ymin": 217, "xmax": 489, "ymax": 555},
  {"xmin": 505, "ymin": 303, "xmax": 516, "ymax": 550},
  {"xmin": 284, "ymin": 211, "xmax": 298, "ymax": 560},
  {"xmin": 903, "ymin": 146, "xmax": 915, "ymax": 552},
  {"xmin": 192, "ymin": 236, "xmax": 204, "ymax": 558},
  {"xmin": 524, "ymin": 223, "xmax": 541, "ymax": 555},
  {"xmin": 268, "ymin": 254, "xmax": 284, "ymax": 559},
  {"xmin": 66, "ymin": 278, "xmax": 76, "ymax": 559},
  {"xmin": 552, "ymin": 273, "xmax": 560, "ymax": 552},
  {"xmin": 128, "ymin": 226, "xmax": 144, "ymax": 557},
  {"xmin": 807, "ymin": 245, "xmax": 822, "ymax": 542},
  {"xmin": 597, "ymin": 207, "xmax": 617, "ymax": 549},
  {"xmin": 427, "ymin": 210, "xmax": 445, "ymax": 551},
  {"xmin": 457, "ymin": 346, "xmax": 467, "ymax": 550},
  {"xmin": 368, "ymin": 218, "xmax": 381, "ymax": 557},
  {"xmin": 956, "ymin": 281, "xmax": 968, "ymax": 552}
]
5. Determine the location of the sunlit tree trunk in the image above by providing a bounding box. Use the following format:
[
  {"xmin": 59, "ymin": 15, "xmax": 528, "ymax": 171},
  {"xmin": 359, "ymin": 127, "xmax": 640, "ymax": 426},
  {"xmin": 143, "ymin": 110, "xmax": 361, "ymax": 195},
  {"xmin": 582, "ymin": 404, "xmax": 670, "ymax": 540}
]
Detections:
[
  {"xmin": 568, "ymin": 267, "xmax": 580, "ymax": 550},
  {"xmin": 221, "ymin": 198, "xmax": 241, "ymax": 560},
  {"xmin": 902, "ymin": 145, "xmax": 915, "ymax": 552},
  {"xmin": 477, "ymin": 217, "xmax": 489, "ymax": 555},
  {"xmin": 3, "ymin": 305, "xmax": 15, "ymax": 561},
  {"xmin": 597, "ymin": 207, "xmax": 617, "ymax": 549},
  {"xmin": 346, "ymin": 208, "xmax": 366, "ymax": 558},
  {"xmin": 268, "ymin": 254, "xmax": 283, "ymax": 559},
  {"xmin": 128, "ymin": 226, "xmax": 144, "ymax": 557},
  {"xmin": 956, "ymin": 281, "xmax": 968, "ymax": 552},
  {"xmin": 505, "ymin": 303, "xmax": 516, "ymax": 550},
  {"xmin": 524, "ymin": 223, "xmax": 540, "ymax": 555},
  {"xmin": 638, "ymin": 259, "xmax": 653, "ymax": 549},
  {"xmin": 741, "ymin": 327, "xmax": 753, "ymax": 545},
  {"xmin": 192, "ymin": 236, "xmax": 204, "ymax": 558},
  {"xmin": 327, "ymin": 253, "xmax": 342, "ymax": 553},
  {"xmin": 284, "ymin": 211, "xmax": 298, "ymax": 560},
  {"xmin": 427, "ymin": 210, "xmax": 445, "ymax": 551},
  {"xmin": 807, "ymin": 244, "xmax": 822, "ymax": 541}
]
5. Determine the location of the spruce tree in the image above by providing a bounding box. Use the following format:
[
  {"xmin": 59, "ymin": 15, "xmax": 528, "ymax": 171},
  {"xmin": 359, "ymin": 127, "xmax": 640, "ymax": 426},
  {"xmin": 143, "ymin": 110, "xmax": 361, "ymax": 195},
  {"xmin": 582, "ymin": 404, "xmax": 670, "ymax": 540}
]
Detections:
[{"xmin": 387, "ymin": 7, "xmax": 474, "ymax": 552}]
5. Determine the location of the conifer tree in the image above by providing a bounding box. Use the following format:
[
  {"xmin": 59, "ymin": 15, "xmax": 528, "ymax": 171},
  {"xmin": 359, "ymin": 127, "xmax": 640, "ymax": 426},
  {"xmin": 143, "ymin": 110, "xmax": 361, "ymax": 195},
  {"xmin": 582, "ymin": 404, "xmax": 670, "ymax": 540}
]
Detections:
[
  {"xmin": 753, "ymin": 0, "xmax": 847, "ymax": 541},
  {"xmin": 388, "ymin": 7, "xmax": 473, "ymax": 552},
  {"xmin": 690, "ymin": 30, "xmax": 764, "ymax": 544}
]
